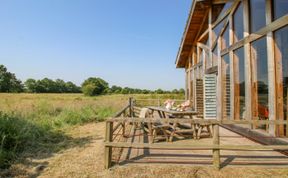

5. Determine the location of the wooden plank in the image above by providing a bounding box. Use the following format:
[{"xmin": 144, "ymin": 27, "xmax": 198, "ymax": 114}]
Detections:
[
  {"xmin": 129, "ymin": 97, "xmax": 133, "ymax": 117},
  {"xmin": 112, "ymin": 122, "xmax": 123, "ymax": 133},
  {"xmin": 208, "ymin": 7, "xmax": 213, "ymax": 70},
  {"xmin": 213, "ymin": 124, "xmax": 220, "ymax": 170},
  {"xmin": 216, "ymin": 37, "xmax": 222, "ymax": 121},
  {"xmin": 119, "ymin": 124, "xmax": 135, "ymax": 161},
  {"xmin": 211, "ymin": 0, "xmax": 240, "ymax": 30},
  {"xmin": 229, "ymin": 14, "xmax": 235, "ymax": 121},
  {"xmin": 107, "ymin": 117, "xmax": 288, "ymax": 125},
  {"xmin": 212, "ymin": 0, "xmax": 235, "ymax": 4},
  {"xmin": 198, "ymin": 29, "xmax": 209, "ymax": 42},
  {"xmin": 197, "ymin": 42, "xmax": 210, "ymax": 52},
  {"xmin": 104, "ymin": 121, "xmax": 113, "ymax": 169},
  {"xmin": 195, "ymin": 9, "xmax": 209, "ymax": 42},
  {"xmin": 105, "ymin": 142, "xmax": 288, "ymax": 151},
  {"xmin": 114, "ymin": 105, "xmax": 130, "ymax": 118},
  {"xmin": 221, "ymin": 14, "xmax": 288, "ymax": 56},
  {"xmin": 243, "ymin": 0, "xmax": 252, "ymax": 128},
  {"xmin": 266, "ymin": 0, "xmax": 277, "ymax": 136}
]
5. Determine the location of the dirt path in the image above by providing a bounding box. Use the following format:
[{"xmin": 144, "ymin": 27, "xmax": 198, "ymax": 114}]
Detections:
[{"xmin": 7, "ymin": 122, "xmax": 288, "ymax": 178}]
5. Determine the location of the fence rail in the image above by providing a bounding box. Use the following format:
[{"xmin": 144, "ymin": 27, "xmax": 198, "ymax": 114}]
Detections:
[{"xmin": 104, "ymin": 98, "xmax": 288, "ymax": 170}]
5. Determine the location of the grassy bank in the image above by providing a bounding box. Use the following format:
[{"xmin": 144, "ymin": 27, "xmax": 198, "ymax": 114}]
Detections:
[{"xmin": 0, "ymin": 93, "xmax": 184, "ymax": 169}]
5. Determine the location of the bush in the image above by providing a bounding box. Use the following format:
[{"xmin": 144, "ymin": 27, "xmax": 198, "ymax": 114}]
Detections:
[
  {"xmin": 81, "ymin": 77, "xmax": 109, "ymax": 96},
  {"xmin": 82, "ymin": 84, "xmax": 97, "ymax": 96},
  {"xmin": 0, "ymin": 112, "xmax": 52, "ymax": 168}
]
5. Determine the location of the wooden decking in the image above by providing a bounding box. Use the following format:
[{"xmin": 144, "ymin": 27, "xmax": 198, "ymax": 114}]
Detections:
[
  {"xmin": 116, "ymin": 125, "xmax": 288, "ymax": 167},
  {"xmin": 105, "ymin": 101, "xmax": 288, "ymax": 169}
]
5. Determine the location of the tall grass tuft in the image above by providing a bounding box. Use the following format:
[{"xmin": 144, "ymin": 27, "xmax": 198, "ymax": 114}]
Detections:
[
  {"xmin": 0, "ymin": 106, "xmax": 115, "ymax": 169},
  {"xmin": 0, "ymin": 112, "xmax": 55, "ymax": 168}
]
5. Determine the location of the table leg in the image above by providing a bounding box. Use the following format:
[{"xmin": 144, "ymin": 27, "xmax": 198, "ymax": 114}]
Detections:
[
  {"xmin": 157, "ymin": 111, "xmax": 163, "ymax": 118},
  {"xmin": 169, "ymin": 122, "xmax": 178, "ymax": 142},
  {"xmin": 191, "ymin": 123, "xmax": 197, "ymax": 139},
  {"xmin": 162, "ymin": 111, "xmax": 166, "ymax": 118},
  {"xmin": 197, "ymin": 125, "xmax": 203, "ymax": 140},
  {"xmin": 148, "ymin": 122, "xmax": 153, "ymax": 143}
]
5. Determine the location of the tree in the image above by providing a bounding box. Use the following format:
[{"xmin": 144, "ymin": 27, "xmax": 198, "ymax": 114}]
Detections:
[
  {"xmin": 38, "ymin": 78, "xmax": 57, "ymax": 93},
  {"xmin": 155, "ymin": 89, "xmax": 164, "ymax": 94},
  {"xmin": 82, "ymin": 84, "xmax": 96, "ymax": 96},
  {"xmin": 55, "ymin": 79, "xmax": 67, "ymax": 93},
  {"xmin": 172, "ymin": 89, "xmax": 179, "ymax": 94},
  {"xmin": 179, "ymin": 88, "xmax": 185, "ymax": 94},
  {"xmin": 110, "ymin": 85, "xmax": 122, "ymax": 93},
  {"xmin": 0, "ymin": 65, "xmax": 24, "ymax": 93},
  {"xmin": 81, "ymin": 77, "xmax": 109, "ymax": 96},
  {"xmin": 65, "ymin": 81, "xmax": 81, "ymax": 93},
  {"xmin": 121, "ymin": 87, "xmax": 130, "ymax": 94},
  {"xmin": 25, "ymin": 79, "xmax": 38, "ymax": 93}
]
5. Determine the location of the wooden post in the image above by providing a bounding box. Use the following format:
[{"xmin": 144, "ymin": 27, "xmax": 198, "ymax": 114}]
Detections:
[
  {"xmin": 266, "ymin": 0, "xmax": 277, "ymax": 136},
  {"xmin": 243, "ymin": 0, "xmax": 252, "ymax": 127},
  {"xmin": 213, "ymin": 124, "xmax": 220, "ymax": 170},
  {"xmin": 104, "ymin": 121, "xmax": 113, "ymax": 169},
  {"xmin": 122, "ymin": 122, "xmax": 126, "ymax": 136},
  {"xmin": 287, "ymin": 89, "xmax": 288, "ymax": 137},
  {"xmin": 129, "ymin": 97, "xmax": 133, "ymax": 117}
]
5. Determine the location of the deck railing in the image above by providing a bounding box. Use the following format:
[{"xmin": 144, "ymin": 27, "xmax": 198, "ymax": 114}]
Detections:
[{"xmin": 104, "ymin": 98, "xmax": 288, "ymax": 170}]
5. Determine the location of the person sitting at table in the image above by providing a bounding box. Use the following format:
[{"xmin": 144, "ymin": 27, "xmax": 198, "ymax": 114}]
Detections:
[
  {"xmin": 177, "ymin": 100, "xmax": 191, "ymax": 111},
  {"xmin": 164, "ymin": 99, "xmax": 175, "ymax": 110}
]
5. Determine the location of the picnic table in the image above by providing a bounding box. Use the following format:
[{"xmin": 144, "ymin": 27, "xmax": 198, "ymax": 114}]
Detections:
[
  {"xmin": 145, "ymin": 106, "xmax": 213, "ymax": 142},
  {"xmin": 147, "ymin": 106, "xmax": 198, "ymax": 119}
]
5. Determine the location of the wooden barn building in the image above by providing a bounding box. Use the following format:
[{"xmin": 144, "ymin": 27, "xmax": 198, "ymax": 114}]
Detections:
[{"xmin": 176, "ymin": 0, "xmax": 288, "ymax": 137}]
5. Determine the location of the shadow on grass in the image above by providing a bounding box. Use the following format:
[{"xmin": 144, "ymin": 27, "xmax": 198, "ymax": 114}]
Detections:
[{"xmin": 0, "ymin": 112, "xmax": 97, "ymax": 177}]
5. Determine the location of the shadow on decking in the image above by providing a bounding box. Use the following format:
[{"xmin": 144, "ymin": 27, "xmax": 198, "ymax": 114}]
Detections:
[{"xmin": 115, "ymin": 126, "xmax": 288, "ymax": 168}]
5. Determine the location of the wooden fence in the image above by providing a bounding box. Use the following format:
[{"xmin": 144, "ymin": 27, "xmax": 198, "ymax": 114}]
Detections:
[{"xmin": 104, "ymin": 98, "xmax": 288, "ymax": 170}]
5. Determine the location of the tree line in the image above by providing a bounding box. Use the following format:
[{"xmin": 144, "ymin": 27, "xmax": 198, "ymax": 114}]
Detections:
[{"xmin": 0, "ymin": 64, "xmax": 185, "ymax": 96}]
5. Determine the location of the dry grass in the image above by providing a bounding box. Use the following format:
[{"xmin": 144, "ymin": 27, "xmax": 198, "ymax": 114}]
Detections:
[
  {"xmin": 2, "ymin": 93, "xmax": 287, "ymax": 177},
  {"xmin": 4, "ymin": 122, "xmax": 288, "ymax": 178}
]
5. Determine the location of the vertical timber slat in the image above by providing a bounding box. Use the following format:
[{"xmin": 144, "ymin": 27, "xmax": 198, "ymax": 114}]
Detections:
[
  {"xmin": 243, "ymin": 0, "xmax": 252, "ymax": 126},
  {"xmin": 213, "ymin": 124, "xmax": 220, "ymax": 170},
  {"xmin": 129, "ymin": 97, "xmax": 133, "ymax": 117},
  {"xmin": 104, "ymin": 121, "xmax": 113, "ymax": 169}
]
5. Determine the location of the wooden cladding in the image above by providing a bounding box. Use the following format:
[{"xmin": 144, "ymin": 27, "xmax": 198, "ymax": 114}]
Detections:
[
  {"xmin": 204, "ymin": 74, "xmax": 217, "ymax": 119},
  {"xmin": 178, "ymin": 0, "xmax": 288, "ymax": 137},
  {"xmin": 196, "ymin": 79, "xmax": 204, "ymax": 117}
]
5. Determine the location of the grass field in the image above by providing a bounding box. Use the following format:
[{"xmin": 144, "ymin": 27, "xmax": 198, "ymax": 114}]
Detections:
[
  {"xmin": 1, "ymin": 93, "xmax": 288, "ymax": 178},
  {"xmin": 0, "ymin": 93, "xmax": 184, "ymax": 173}
]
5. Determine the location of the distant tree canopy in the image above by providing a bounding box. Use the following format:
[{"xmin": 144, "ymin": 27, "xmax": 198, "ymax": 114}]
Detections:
[
  {"xmin": 0, "ymin": 64, "xmax": 185, "ymax": 95},
  {"xmin": 24, "ymin": 78, "xmax": 81, "ymax": 93},
  {"xmin": 0, "ymin": 65, "xmax": 24, "ymax": 93},
  {"xmin": 81, "ymin": 77, "xmax": 109, "ymax": 96}
]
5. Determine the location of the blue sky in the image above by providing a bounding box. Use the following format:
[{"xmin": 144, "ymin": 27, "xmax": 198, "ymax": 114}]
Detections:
[{"xmin": 0, "ymin": 0, "xmax": 191, "ymax": 90}]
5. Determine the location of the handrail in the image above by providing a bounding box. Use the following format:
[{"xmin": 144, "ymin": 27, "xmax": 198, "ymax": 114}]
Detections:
[
  {"xmin": 105, "ymin": 98, "xmax": 288, "ymax": 170},
  {"xmin": 107, "ymin": 117, "xmax": 288, "ymax": 125},
  {"xmin": 113, "ymin": 104, "xmax": 130, "ymax": 118},
  {"xmin": 105, "ymin": 142, "xmax": 288, "ymax": 151}
]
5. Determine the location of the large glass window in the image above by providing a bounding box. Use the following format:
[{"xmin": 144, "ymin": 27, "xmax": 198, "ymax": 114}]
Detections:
[
  {"xmin": 221, "ymin": 25, "xmax": 229, "ymax": 50},
  {"xmin": 205, "ymin": 50, "xmax": 211, "ymax": 70},
  {"xmin": 275, "ymin": 26, "xmax": 288, "ymax": 136},
  {"xmin": 250, "ymin": 0, "xmax": 266, "ymax": 33},
  {"xmin": 218, "ymin": 2, "xmax": 233, "ymax": 20},
  {"xmin": 222, "ymin": 54, "xmax": 231, "ymax": 119},
  {"xmin": 234, "ymin": 47, "xmax": 245, "ymax": 120},
  {"xmin": 273, "ymin": 0, "xmax": 288, "ymax": 20},
  {"xmin": 212, "ymin": 17, "xmax": 227, "ymax": 44},
  {"xmin": 199, "ymin": 49, "xmax": 204, "ymax": 63},
  {"xmin": 233, "ymin": 3, "xmax": 244, "ymax": 42},
  {"xmin": 251, "ymin": 37, "xmax": 268, "ymax": 131}
]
